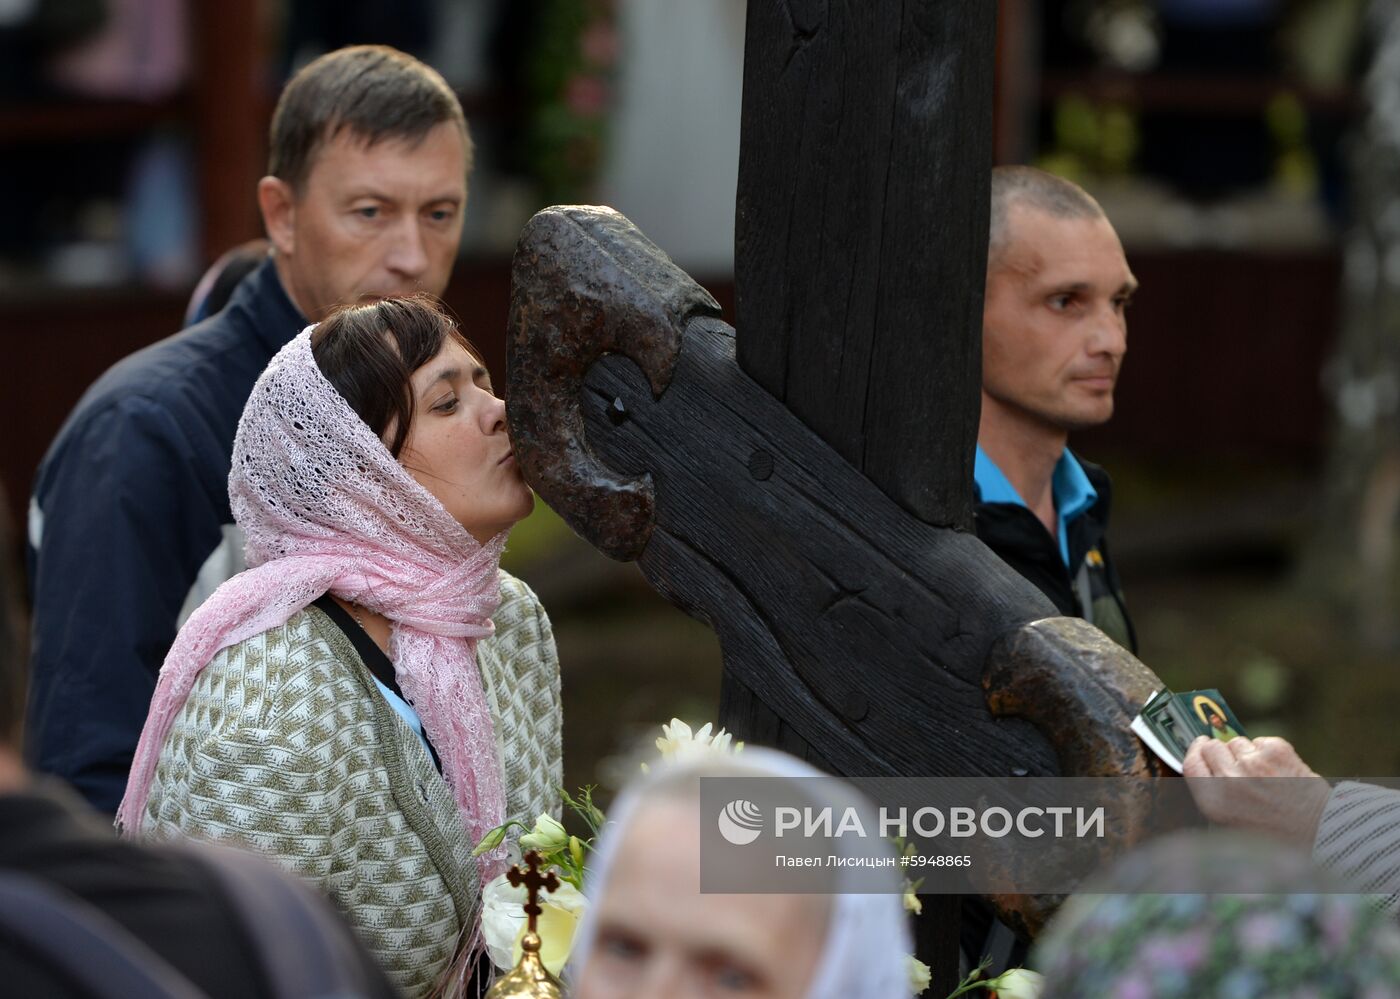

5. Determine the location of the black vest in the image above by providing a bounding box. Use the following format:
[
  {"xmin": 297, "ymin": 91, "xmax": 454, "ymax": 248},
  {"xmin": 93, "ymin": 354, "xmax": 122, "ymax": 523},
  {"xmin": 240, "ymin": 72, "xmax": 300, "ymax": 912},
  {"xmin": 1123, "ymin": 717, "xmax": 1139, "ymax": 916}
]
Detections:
[{"xmin": 973, "ymin": 455, "xmax": 1136, "ymax": 653}]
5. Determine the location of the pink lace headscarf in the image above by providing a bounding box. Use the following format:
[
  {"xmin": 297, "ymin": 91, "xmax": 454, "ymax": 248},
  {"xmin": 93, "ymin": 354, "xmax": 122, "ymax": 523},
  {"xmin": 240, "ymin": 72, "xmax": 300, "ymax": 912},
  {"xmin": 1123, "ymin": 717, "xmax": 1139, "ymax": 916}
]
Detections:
[{"xmin": 118, "ymin": 328, "xmax": 509, "ymax": 880}]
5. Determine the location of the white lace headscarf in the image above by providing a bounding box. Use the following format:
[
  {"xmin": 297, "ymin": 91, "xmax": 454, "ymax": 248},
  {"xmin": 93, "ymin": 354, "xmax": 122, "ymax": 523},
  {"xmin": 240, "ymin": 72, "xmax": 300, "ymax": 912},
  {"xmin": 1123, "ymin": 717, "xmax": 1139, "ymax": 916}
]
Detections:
[
  {"xmin": 569, "ymin": 748, "xmax": 914, "ymax": 999},
  {"xmin": 119, "ymin": 327, "xmax": 509, "ymax": 880}
]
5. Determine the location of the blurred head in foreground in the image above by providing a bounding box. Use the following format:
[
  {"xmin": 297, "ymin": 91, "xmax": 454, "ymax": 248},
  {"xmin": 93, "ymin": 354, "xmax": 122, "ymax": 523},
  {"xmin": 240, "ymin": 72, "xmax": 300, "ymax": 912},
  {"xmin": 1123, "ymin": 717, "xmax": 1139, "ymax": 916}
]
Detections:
[
  {"xmin": 569, "ymin": 747, "xmax": 914, "ymax": 999},
  {"xmin": 1033, "ymin": 830, "xmax": 1400, "ymax": 998}
]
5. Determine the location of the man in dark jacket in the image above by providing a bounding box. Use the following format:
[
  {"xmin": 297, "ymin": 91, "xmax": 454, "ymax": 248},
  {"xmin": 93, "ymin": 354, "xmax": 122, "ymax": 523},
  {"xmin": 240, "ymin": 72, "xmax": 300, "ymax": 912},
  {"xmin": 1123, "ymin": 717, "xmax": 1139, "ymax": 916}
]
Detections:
[
  {"xmin": 974, "ymin": 166, "xmax": 1137, "ymax": 652},
  {"xmin": 26, "ymin": 44, "xmax": 474, "ymax": 813}
]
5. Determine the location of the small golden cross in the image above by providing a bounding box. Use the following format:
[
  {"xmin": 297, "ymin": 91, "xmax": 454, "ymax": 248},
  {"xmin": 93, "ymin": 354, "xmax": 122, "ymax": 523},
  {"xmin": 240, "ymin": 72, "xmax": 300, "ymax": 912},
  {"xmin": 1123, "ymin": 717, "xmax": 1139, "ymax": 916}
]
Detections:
[{"xmin": 506, "ymin": 849, "xmax": 561, "ymax": 936}]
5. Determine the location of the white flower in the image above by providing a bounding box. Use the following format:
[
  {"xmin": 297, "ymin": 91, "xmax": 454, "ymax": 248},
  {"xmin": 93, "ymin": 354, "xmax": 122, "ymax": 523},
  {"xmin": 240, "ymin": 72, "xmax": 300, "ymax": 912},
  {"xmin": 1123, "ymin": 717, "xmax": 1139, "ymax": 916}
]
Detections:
[
  {"xmin": 987, "ymin": 968, "xmax": 1043, "ymax": 999},
  {"xmin": 907, "ymin": 955, "xmax": 932, "ymax": 995},
  {"xmin": 481, "ymin": 873, "xmax": 528, "ymax": 972},
  {"xmin": 653, "ymin": 718, "xmax": 744, "ymax": 762},
  {"xmin": 479, "ymin": 873, "xmax": 588, "ymax": 976},
  {"xmin": 519, "ymin": 813, "xmax": 568, "ymax": 854},
  {"xmin": 902, "ymin": 883, "xmax": 922, "ymax": 915}
]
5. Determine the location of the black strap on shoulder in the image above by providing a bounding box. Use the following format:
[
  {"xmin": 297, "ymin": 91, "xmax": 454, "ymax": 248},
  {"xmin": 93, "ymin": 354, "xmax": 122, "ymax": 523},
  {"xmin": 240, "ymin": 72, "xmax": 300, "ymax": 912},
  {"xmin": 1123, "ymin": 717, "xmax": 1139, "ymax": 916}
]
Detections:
[
  {"xmin": 311, "ymin": 595, "xmax": 401, "ymax": 693},
  {"xmin": 0, "ymin": 871, "xmax": 209, "ymax": 999},
  {"xmin": 311, "ymin": 594, "xmax": 443, "ymax": 771}
]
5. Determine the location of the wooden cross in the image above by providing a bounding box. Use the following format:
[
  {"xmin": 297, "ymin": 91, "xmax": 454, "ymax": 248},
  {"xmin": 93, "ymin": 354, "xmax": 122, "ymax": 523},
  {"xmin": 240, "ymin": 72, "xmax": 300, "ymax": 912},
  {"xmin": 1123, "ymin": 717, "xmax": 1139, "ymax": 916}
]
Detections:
[
  {"xmin": 504, "ymin": 4, "xmax": 1171, "ymax": 993},
  {"xmin": 506, "ymin": 850, "xmax": 560, "ymax": 937}
]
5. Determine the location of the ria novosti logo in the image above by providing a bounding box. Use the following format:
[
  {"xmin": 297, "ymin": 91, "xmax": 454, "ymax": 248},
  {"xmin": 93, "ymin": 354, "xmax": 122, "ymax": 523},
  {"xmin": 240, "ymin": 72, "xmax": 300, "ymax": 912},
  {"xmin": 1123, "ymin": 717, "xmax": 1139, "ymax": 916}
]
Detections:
[{"xmin": 717, "ymin": 799, "xmax": 764, "ymax": 845}]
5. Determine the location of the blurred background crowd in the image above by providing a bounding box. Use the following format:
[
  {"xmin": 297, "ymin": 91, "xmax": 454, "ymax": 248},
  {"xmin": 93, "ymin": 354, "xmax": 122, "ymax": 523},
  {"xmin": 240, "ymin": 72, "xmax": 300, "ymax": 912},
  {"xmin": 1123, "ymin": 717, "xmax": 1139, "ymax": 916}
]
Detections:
[{"xmin": 0, "ymin": 0, "xmax": 1393, "ymax": 794}]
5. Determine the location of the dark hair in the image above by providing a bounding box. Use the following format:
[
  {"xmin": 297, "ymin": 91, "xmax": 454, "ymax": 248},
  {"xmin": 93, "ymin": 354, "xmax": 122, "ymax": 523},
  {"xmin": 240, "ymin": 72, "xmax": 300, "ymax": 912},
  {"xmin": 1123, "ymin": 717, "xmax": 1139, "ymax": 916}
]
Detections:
[
  {"xmin": 0, "ymin": 485, "xmax": 26, "ymax": 748},
  {"xmin": 311, "ymin": 296, "xmax": 478, "ymax": 458},
  {"xmin": 269, "ymin": 45, "xmax": 471, "ymax": 192}
]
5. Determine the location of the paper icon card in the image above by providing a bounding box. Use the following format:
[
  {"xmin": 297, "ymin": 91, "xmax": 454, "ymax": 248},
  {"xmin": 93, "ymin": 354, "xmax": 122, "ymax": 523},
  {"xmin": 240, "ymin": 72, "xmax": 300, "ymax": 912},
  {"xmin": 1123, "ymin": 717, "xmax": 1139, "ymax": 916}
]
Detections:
[{"xmin": 1131, "ymin": 687, "xmax": 1248, "ymax": 773}]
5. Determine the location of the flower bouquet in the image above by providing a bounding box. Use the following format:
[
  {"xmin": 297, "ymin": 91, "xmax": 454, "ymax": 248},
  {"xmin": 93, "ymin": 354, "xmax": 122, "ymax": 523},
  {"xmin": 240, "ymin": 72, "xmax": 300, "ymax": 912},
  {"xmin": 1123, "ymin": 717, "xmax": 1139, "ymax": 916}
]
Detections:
[{"xmin": 474, "ymin": 719, "xmax": 743, "ymax": 976}]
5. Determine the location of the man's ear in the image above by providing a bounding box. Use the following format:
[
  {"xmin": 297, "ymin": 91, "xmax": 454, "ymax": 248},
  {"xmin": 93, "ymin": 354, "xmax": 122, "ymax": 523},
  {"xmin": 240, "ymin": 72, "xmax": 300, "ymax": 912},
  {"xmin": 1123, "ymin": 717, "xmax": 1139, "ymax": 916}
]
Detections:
[{"xmin": 257, "ymin": 176, "xmax": 296, "ymax": 257}]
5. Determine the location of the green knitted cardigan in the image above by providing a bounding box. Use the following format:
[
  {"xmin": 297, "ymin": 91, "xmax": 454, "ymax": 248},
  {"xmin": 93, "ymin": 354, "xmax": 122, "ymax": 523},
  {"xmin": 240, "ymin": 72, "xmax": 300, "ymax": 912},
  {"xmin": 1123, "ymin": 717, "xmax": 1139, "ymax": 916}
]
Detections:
[{"xmin": 139, "ymin": 571, "xmax": 562, "ymax": 998}]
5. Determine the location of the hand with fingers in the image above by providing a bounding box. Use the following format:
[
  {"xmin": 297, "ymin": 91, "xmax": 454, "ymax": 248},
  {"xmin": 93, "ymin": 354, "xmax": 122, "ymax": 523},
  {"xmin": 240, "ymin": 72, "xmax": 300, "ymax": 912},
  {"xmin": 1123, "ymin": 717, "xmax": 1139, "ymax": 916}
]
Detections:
[{"xmin": 1182, "ymin": 735, "xmax": 1332, "ymax": 846}]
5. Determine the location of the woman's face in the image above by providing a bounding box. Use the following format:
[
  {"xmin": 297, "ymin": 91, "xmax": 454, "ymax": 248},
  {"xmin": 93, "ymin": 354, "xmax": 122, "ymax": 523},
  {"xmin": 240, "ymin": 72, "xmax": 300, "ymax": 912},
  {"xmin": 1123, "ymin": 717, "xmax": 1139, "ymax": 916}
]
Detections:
[
  {"xmin": 397, "ymin": 338, "xmax": 534, "ymax": 542},
  {"xmin": 575, "ymin": 799, "xmax": 828, "ymax": 999}
]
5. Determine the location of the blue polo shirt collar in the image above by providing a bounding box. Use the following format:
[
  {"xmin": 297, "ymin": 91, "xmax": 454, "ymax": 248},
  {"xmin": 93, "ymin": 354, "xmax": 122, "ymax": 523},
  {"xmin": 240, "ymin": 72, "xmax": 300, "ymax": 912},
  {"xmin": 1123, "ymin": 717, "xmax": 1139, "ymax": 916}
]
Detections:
[{"xmin": 974, "ymin": 445, "xmax": 1098, "ymax": 567}]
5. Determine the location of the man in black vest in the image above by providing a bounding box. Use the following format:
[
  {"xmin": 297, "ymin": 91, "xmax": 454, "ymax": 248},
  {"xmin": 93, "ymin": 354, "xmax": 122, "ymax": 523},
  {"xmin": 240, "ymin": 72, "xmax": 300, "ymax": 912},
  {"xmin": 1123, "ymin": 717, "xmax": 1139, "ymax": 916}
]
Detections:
[
  {"xmin": 974, "ymin": 166, "xmax": 1138, "ymax": 652},
  {"xmin": 26, "ymin": 45, "xmax": 474, "ymax": 813},
  {"xmin": 965, "ymin": 167, "xmax": 1140, "ymax": 973}
]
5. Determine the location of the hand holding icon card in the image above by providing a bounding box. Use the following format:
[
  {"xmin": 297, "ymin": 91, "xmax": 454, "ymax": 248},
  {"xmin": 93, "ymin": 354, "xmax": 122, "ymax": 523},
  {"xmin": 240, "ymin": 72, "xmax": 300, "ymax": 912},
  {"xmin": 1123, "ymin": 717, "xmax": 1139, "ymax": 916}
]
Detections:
[{"xmin": 1131, "ymin": 687, "xmax": 1248, "ymax": 773}]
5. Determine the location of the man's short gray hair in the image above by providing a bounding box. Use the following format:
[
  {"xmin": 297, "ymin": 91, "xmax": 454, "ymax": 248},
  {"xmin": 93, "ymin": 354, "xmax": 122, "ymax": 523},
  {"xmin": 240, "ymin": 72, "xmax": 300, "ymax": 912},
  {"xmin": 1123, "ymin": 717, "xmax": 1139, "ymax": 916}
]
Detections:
[{"xmin": 989, "ymin": 165, "xmax": 1105, "ymax": 263}]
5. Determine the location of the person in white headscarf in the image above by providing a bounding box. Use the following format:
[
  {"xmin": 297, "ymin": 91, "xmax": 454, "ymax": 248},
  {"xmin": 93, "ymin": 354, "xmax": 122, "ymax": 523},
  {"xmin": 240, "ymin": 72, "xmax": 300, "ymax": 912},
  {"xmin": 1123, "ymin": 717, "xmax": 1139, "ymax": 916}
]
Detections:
[{"xmin": 569, "ymin": 747, "xmax": 914, "ymax": 999}]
